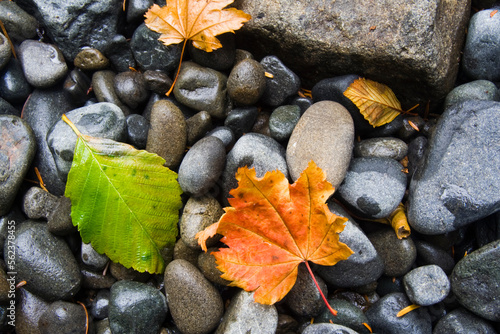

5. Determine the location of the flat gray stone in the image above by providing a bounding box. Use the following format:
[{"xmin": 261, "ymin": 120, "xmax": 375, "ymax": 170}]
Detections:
[
  {"xmin": 444, "ymin": 80, "xmax": 500, "ymax": 110},
  {"xmin": 287, "ymin": 101, "xmax": 354, "ymax": 189},
  {"xmin": 235, "ymin": 0, "xmax": 470, "ymax": 107},
  {"xmin": 354, "ymin": 137, "xmax": 408, "ymax": 161}
]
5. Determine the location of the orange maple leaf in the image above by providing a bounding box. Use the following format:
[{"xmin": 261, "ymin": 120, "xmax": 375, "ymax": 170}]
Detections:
[
  {"xmin": 144, "ymin": 0, "xmax": 251, "ymax": 95},
  {"xmin": 196, "ymin": 161, "xmax": 353, "ymax": 307}
]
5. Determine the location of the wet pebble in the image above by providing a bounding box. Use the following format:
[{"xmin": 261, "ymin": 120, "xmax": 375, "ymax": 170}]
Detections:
[
  {"xmin": 145, "ymin": 99, "xmax": 186, "ymax": 169},
  {"xmin": 114, "ymin": 71, "xmax": 150, "ymax": 109},
  {"xmin": 451, "ymin": 240, "xmax": 500, "ymax": 321},
  {"xmin": 337, "ymin": 157, "xmax": 407, "ymax": 219},
  {"xmin": 414, "ymin": 240, "xmax": 455, "ymax": 275},
  {"xmin": 287, "ymin": 101, "xmax": 354, "ymax": 189},
  {"xmin": 173, "ymin": 238, "xmax": 200, "ymax": 266},
  {"xmin": 0, "ymin": 58, "xmax": 32, "ymax": 103},
  {"xmin": 81, "ymin": 242, "xmax": 109, "ymax": 271},
  {"xmin": 126, "ymin": 113, "xmax": 149, "ymax": 149},
  {"xmin": 74, "ymin": 47, "xmax": 110, "ymax": 71},
  {"xmin": 269, "ymin": 105, "xmax": 301, "ymax": 142},
  {"xmin": 227, "ymin": 58, "xmax": 266, "ymax": 105},
  {"xmin": 368, "ymin": 227, "xmax": 417, "ymax": 277},
  {"xmin": 0, "ymin": 115, "xmax": 36, "ymax": 215},
  {"xmin": 38, "ymin": 301, "xmax": 88, "ymax": 334},
  {"xmin": 91, "ymin": 70, "xmax": 132, "ymax": 115},
  {"xmin": 224, "ymin": 106, "xmax": 258, "ymax": 138},
  {"xmin": 178, "ymin": 137, "xmax": 226, "ymax": 196},
  {"xmin": 9, "ymin": 221, "xmax": 81, "ymax": 301},
  {"xmin": 22, "ymin": 186, "xmax": 59, "ymax": 220},
  {"xmin": 291, "ymin": 96, "xmax": 313, "ymax": 114},
  {"xmin": 180, "ymin": 195, "xmax": 224, "ymax": 249},
  {"xmin": 0, "ymin": 33, "xmax": 11, "ymax": 71},
  {"xmin": 315, "ymin": 298, "xmax": 370, "ymax": 333},
  {"xmin": 0, "ymin": 1, "xmax": 38, "ymax": 41},
  {"xmin": 164, "ymin": 259, "xmax": 224, "ymax": 334},
  {"xmin": 109, "ymin": 262, "xmax": 150, "ymax": 282},
  {"xmin": 80, "ymin": 268, "xmax": 116, "ymax": 290},
  {"xmin": 143, "ymin": 69, "xmax": 172, "ymax": 95},
  {"xmin": 444, "ymin": 79, "xmax": 500, "ymax": 109},
  {"xmin": 186, "ymin": 110, "xmax": 212, "ymax": 145},
  {"xmin": 91, "ymin": 289, "xmax": 110, "ymax": 320},
  {"xmin": 102, "ymin": 34, "xmax": 137, "ymax": 72},
  {"xmin": 197, "ymin": 248, "xmax": 230, "ymax": 286},
  {"xmin": 354, "ymin": 137, "xmax": 408, "ymax": 161},
  {"xmin": 433, "ymin": 307, "xmax": 498, "ymax": 334},
  {"xmin": 215, "ymin": 290, "xmax": 278, "ymax": 334},
  {"xmin": 206, "ymin": 126, "xmax": 235, "ymax": 149},
  {"xmin": 18, "ymin": 40, "xmax": 68, "ymax": 88},
  {"xmin": 126, "ymin": 0, "xmax": 154, "ymax": 23},
  {"xmin": 15, "ymin": 288, "xmax": 50, "ymax": 334},
  {"xmin": 403, "ymin": 265, "xmax": 450, "ymax": 306},
  {"xmin": 0, "ymin": 97, "xmax": 18, "ymax": 116},
  {"xmin": 63, "ymin": 68, "xmax": 92, "ymax": 106},
  {"xmin": 302, "ymin": 323, "xmax": 360, "ymax": 334},
  {"xmin": 189, "ymin": 33, "xmax": 236, "ymax": 71},
  {"xmin": 260, "ymin": 55, "xmax": 300, "ymax": 106},
  {"xmin": 109, "ymin": 280, "xmax": 167, "ymax": 334}
]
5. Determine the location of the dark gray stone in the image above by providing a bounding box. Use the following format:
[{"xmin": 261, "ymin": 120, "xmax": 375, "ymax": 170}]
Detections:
[
  {"xmin": 0, "ymin": 115, "xmax": 36, "ymax": 216},
  {"xmin": 206, "ymin": 126, "xmax": 235, "ymax": 150},
  {"xmin": 407, "ymin": 135, "xmax": 428, "ymax": 178},
  {"xmin": 19, "ymin": 39, "xmax": 68, "ymax": 88},
  {"xmin": 180, "ymin": 195, "xmax": 224, "ymax": 250},
  {"xmin": 0, "ymin": 97, "xmax": 18, "ymax": 116},
  {"xmin": 433, "ymin": 307, "xmax": 498, "ymax": 334},
  {"xmin": 414, "ymin": 240, "xmax": 455, "ymax": 275},
  {"xmin": 95, "ymin": 318, "xmax": 112, "ymax": 334},
  {"xmin": 80, "ymin": 269, "xmax": 116, "ymax": 290},
  {"xmin": 224, "ymin": 106, "xmax": 259, "ymax": 138},
  {"xmin": 23, "ymin": 87, "xmax": 77, "ymax": 195},
  {"xmin": 291, "ymin": 96, "xmax": 312, "ymax": 115},
  {"xmin": 338, "ymin": 157, "xmax": 407, "ymax": 219},
  {"xmin": 189, "ymin": 33, "xmax": 236, "ymax": 71},
  {"xmin": 91, "ymin": 289, "xmax": 110, "ymax": 320},
  {"xmin": 63, "ymin": 69, "xmax": 92, "ymax": 107},
  {"xmin": 186, "ymin": 111, "xmax": 212, "ymax": 146},
  {"xmin": 38, "ymin": 301, "xmax": 87, "ymax": 334},
  {"xmin": 47, "ymin": 102, "xmax": 127, "ymax": 181},
  {"xmin": 7, "ymin": 221, "xmax": 81, "ymax": 301},
  {"xmin": 259, "ymin": 55, "xmax": 300, "ymax": 106},
  {"xmin": 81, "ymin": 242, "xmax": 109, "ymax": 271},
  {"xmin": 354, "ymin": 137, "xmax": 408, "ymax": 161},
  {"xmin": 462, "ymin": 9, "xmax": 500, "ymax": 81},
  {"xmin": 109, "ymin": 280, "xmax": 167, "ymax": 334},
  {"xmin": 403, "ymin": 265, "xmax": 450, "ymax": 306},
  {"xmin": 173, "ymin": 238, "xmax": 200, "ymax": 267},
  {"xmin": 108, "ymin": 262, "xmax": 150, "ymax": 282},
  {"xmin": 269, "ymin": 105, "xmax": 301, "ymax": 142},
  {"xmin": 47, "ymin": 197, "xmax": 74, "ymax": 236},
  {"xmin": 173, "ymin": 62, "xmax": 229, "ymax": 119},
  {"xmin": 131, "ymin": 23, "xmax": 181, "ymax": 73},
  {"xmin": 126, "ymin": 113, "xmax": 149, "ymax": 149},
  {"xmin": 145, "ymin": 99, "xmax": 186, "ymax": 169},
  {"xmin": 408, "ymin": 101, "xmax": 500, "ymax": 234},
  {"xmin": 16, "ymin": 0, "xmax": 122, "ymax": 61},
  {"xmin": 315, "ymin": 298, "xmax": 370, "ymax": 333},
  {"xmin": 227, "ymin": 58, "xmax": 266, "ymax": 105},
  {"xmin": 365, "ymin": 292, "xmax": 432, "ymax": 334},
  {"xmin": 91, "ymin": 70, "xmax": 132, "ymax": 115},
  {"xmin": 301, "ymin": 323, "xmax": 360, "ymax": 334},
  {"xmin": 164, "ymin": 259, "xmax": 224, "ymax": 334},
  {"xmin": 368, "ymin": 227, "xmax": 417, "ymax": 277},
  {"xmin": 284, "ymin": 264, "xmax": 328, "ymax": 317},
  {"xmin": 126, "ymin": 0, "xmax": 154, "ymax": 23},
  {"xmin": 114, "ymin": 71, "xmax": 150, "ymax": 109},
  {"xmin": 451, "ymin": 240, "xmax": 500, "ymax": 321},
  {"xmin": 0, "ymin": 58, "xmax": 32, "ymax": 103},
  {"xmin": 0, "ymin": 1, "xmax": 38, "ymax": 41},
  {"xmin": 287, "ymin": 101, "xmax": 354, "ymax": 189},
  {"xmin": 178, "ymin": 137, "xmax": 226, "ymax": 197},
  {"xmin": 74, "ymin": 47, "xmax": 110, "ymax": 71},
  {"xmin": 143, "ymin": 70, "xmax": 172, "ymax": 95},
  {"xmin": 317, "ymin": 202, "xmax": 384, "ymax": 288},
  {"xmin": 22, "ymin": 186, "xmax": 59, "ymax": 219},
  {"xmin": 15, "ymin": 288, "xmax": 50, "ymax": 334},
  {"xmin": 0, "ymin": 33, "xmax": 11, "ymax": 71},
  {"xmin": 235, "ymin": 0, "xmax": 470, "ymax": 107},
  {"xmin": 222, "ymin": 133, "xmax": 288, "ymax": 203},
  {"xmin": 197, "ymin": 248, "xmax": 230, "ymax": 286},
  {"xmin": 215, "ymin": 290, "xmax": 278, "ymax": 334},
  {"xmin": 101, "ymin": 34, "xmax": 137, "ymax": 72},
  {"xmin": 444, "ymin": 80, "xmax": 500, "ymax": 110}
]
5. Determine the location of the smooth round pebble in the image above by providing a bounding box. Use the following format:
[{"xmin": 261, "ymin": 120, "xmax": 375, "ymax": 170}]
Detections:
[
  {"xmin": 414, "ymin": 240, "xmax": 455, "ymax": 274},
  {"xmin": 189, "ymin": 33, "xmax": 236, "ymax": 71},
  {"xmin": 126, "ymin": 113, "xmax": 149, "ymax": 149},
  {"xmin": 433, "ymin": 307, "xmax": 498, "ymax": 334},
  {"xmin": 260, "ymin": 55, "xmax": 300, "ymax": 106},
  {"xmin": 0, "ymin": 58, "xmax": 32, "ymax": 103},
  {"xmin": 91, "ymin": 289, "xmax": 110, "ymax": 320},
  {"xmin": 80, "ymin": 269, "xmax": 116, "ymax": 290},
  {"xmin": 206, "ymin": 126, "xmax": 235, "ymax": 149},
  {"xmin": 197, "ymin": 248, "xmax": 230, "ymax": 286},
  {"xmin": 301, "ymin": 323, "xmax": 360, "ymax": 334},
  {"xmin": 227, "ymin": 58, "xmax": 266, "ymax": 105},
  {"xmin": 224, "ymin": 106, "xmax": 259, "ymax": 138},
  {"xmin": 0, "ymin": 33, "xmax": 11, "ymax": 70},
  {"xmin": 173, "ymin": 238, "xmax": 200, "ymax": 266},
  {"xmin": 91, "ymin": 70, "xmax": 132, "ymax": 115},
  {"xmin": 403, "ymin": 265, "xmax": 450, "ymax": 306},
  {"xmin": 315, "ymin": 298, "xmax": 371, "ymax": 333},
  {"xmin": 114, "ymin": 71, "xmax": 150, "ymax": 109},
  {"xmin": 63, "ymin": 68, "xmax": 92, "ymax": 105},
  {"xmin": 38, "ymin": 301, "xmax": 87, "ymax": 334},
  {"xmin": 81, "ymin": 242, "xmax": 109, "ymax": 271},
  {"xmin": 74, "ymin": 47, "xmax": 110, "ymax": 70},
  {"xmin": 186, "ymin": 111, "xmax": 212, "ymax": 146},
  {"xmin": 143, "ymin": 69, "xmax": 172, "ymax": 95},
  {"xmin": 444, "ymin": 79, "xmax": 500, "ymax": 109},
  {"xmin": 269, "ymin": 105, "xmax": 301, "ymax": 142},
  {"xmin": 15, "ymin": 288, "xmax": 50, "ymax": 334},
  {"xmin": 0, "ymin": 1, "xmax": 38, "ymax": 40},
  {"xmin": 164, "ymin": 259, "xmax": 224, "ymax": 334},
  {"xmin": 354, "ymin": 137, "xmax": 408, "ymax": 161}
]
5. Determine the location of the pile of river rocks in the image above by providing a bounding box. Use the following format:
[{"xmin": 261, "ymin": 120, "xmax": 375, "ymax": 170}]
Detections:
[{"xmin": 0, "ymin": 0, "xmax": 499, "ymax": 333}]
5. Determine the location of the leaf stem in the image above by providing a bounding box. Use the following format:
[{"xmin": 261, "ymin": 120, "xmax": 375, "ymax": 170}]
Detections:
[
  {"xmin": 304, "ymin": 261, "xmax": 337, "ymax": 316},
  {"xmin": 166, "ymin": 39, "xmax": 188, "ymax": 97},
  {"xmin": 62, "ymin": 114, "xmax": 82, "ymax": 137}
]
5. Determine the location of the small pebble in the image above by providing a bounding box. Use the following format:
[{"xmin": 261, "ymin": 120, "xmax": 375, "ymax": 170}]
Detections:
[
  {"xmin": 114, "ymin": 71, "xmax": 150, "ymax": 109},
  {"xmin": 143, "ymin": 69, "xmax": 172, "ymax": 95},
  {"xmin": 186, "ymin": 110, "xmax": 212, "ymax": 146},
  {"xmin": 109, "ymin": 262, "xmax": 150, "ymax": 282},
  {"xmin": 414, "ymin": 240, "xmax": 455, "ymax": 275},
  {"xmin": 126, "ymin": 113, "xmax": 149, "ymax": 149},
  {"xmin": 0, "ymin": 1, "xmax": 38, "ymax": 40},
  {"xmin": 315, "ymin": 298, "xmax": 371, "ymax": 333},
  {"xmin": 38, "ymin": 301, "xmax": 87, "ymax": 334},
  {"xmin": 354, "ymin": 137, "xmax": 408, "ymax": 161},
  {"xmin": 197, "ymin": 248, "xmax": 230, "ymax": 286},
  {"xmin": 91, "ymin": 70, "xmax": 132, "ymax": 115},
  {"xmin": 189, "ymin": 33, "xmax": 236, "ymax": 71},
  {"xmin": 63, "ymin": 68, "xmax": 92, "ymax": 106},
  {"xmin": 260, "ymin": 55, "xmax": 300, "ymax": 106},
  {"xmin": 16, "ymin": 288, "xmax": 50, "ymax": 334},
  {"xmin": 269, "ymin": 104, "xmax": 301, "ymax": 142},
  {"xmin": 102, "ymin": 34, "xmax": 137, "ymax": 72},
  {"xmin": 291, "ymin": 96, "xmax": 312, "ymax": 114},
  {"xmin": 0, "ymin": 33, "xmax": 11, "ymax": 71},
  {"xmin": 173, "ymin": 238, "xmax": 200, "ymax": 266},
  {"xmin": 91, "ymin": 289, "xmax": 110, "ymax": 320},
  {"xmin": 444, "ymin": 79, "xmax": 500, "ymax": 109},
  {"xmin": 0, "ymin": 58, "xmax": 32, "ymax": 103},
  {"xmin": 206, "ymin": 126, "xmax": 235, "ymax": 150},
  {"xmin": 224, "ymin": 106, "xmax": 259, "ymax": 138},
  {"xmin": 433, "ymin": 307, "xmax": 498, "ymax": 334},
  {"xmin": 81, "ymin": 242, "xmax": 109, "ymax": 271},
  {"xmin": 74, "ymin": 47, "xmax": 110, "ymax": 70},
  {"xmin": 403, "ymin": 265, "xmax": 450, "ymax": 306},
  {"xmin": 227, "ymin": 58, "xmax": 266, "ymax": 105},
  {"xmin": 302, "ymin": 323, "xmax": 360, "ymax": 334},
  {"xmin": 80, "ymin": 268, "xmax": 116, "ymax": 290}
]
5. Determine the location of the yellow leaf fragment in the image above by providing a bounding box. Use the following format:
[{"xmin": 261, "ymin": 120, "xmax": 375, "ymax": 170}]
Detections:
[
  {"xmin": 344, "ymin": 78, "xmax": 402, "ymax": 127},
  {"xmin": 374, "ymin": 203, "xmax": 411, "ymax": 239},
  {"xmin": 363, "ymin": 322, "xmax": 373, "ymax": 333},
  {"xmin": 397, "ymin": 304, "xmax": 421, "ymax": 317}
]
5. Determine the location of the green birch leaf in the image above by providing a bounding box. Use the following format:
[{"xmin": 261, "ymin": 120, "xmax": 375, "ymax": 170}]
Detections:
[{"xmin": 63, "ymin": 115, "xmax": 182, "ymax": 274}]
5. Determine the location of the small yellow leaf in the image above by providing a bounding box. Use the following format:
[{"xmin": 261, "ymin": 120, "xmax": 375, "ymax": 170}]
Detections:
[
  {"xmin": 363, "ymin": 322, "xmax": 373, "ymax": 333},
  {"xmin": 344, "ymin": 78, "xmax": 402, "ymax": 127},
  {"xmin": 397, "ymin": 304, "xmax": 420, "ymax": 317},
  {"xmin": 373, "ymin": 203, "xmax": 411, "ymax": 239}
]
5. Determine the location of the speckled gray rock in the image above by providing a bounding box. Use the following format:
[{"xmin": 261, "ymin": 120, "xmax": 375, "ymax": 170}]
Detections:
[
  {"xmin": 338, "ymin": 157, "xmax": 407, "ymax": 219},
  {"xmin": 403, "ymin": 265, "xmax": 450, "ymax": 306},
  {"xmin": 462, "ymin": 9, "xmax": 500, "ymax": 81},
  {"xmin": 7, "ymin": 221, "xmax": 81, "ymax": 301},
  {"xmin": 186, "ymin": 111, "xmax": 212, "ymax": 146},
  {"xmin": 47, "ymin": 102, "xmax": 127, "ymax": 181},
  {"xmin": 0, "ymin": 33, "xmax": 11, "ymax": 71},
  {"xmin": 126, "ymin": 0, "xmax": 154, "ymax": 23},
  {"xmin": 269, "ymin": 105, "xmax": 301, "ymax": 142},
  {"xmin": 197, "ymin": 248, "xmax": 230, "ymax": 286},
  {"xmin": 260, "ymin": 55, "xmax": 300, "ymax": 106},
  {"xmin": 109, "ymin": 280, "xmax": 167, "ymax": 334},
  {"xmin": 180, "ymin": 195, "xmax": 224, "ymax": 250},
  {"xmin": 444, "ymin": 80, "xmax": 500, "ymax": 110},
  {"xmin": 178, "ymin": 136, "xmax": 226, "ymax": 196},
  {"xmin": 91, "ymin": 70, "xmax": 132, "ymax": 115},
  {"xmin": 227, "ymin": 58, "xmax": 266, "ymax": 105},
  {"xmin": 91, "ymin": 289, "xmax": 110, "ymax": 320},
  {"xmin": 414, "ymin": 240, "xmax": 455, "ymax": 275},
  {"xmin": 433, "ymin": 307, "xmax": 498, "ymax": 334},
  {"xmin": 451, "ymin": 240, "xmax": 500, "ymax": 321},
  {"xmin": 301, "ymin": 323, "xmax": 360, "ymax": 334},
  {"xmin": 0, "ymin": 115, "xmax": 36, "ymax": 216},
  {"xmin": 130, "ymin": 23, "xmax": 181, "ymax": 72},
  {"xmin": 354, "ymin": 137, "xmax": 408, "ymax": 161},
  {"xmin": 143, "ymin": 70, "xmax": 172, "ymax": 95},
  {"xmin": 173, "ymin": 238, "xmax": 200, "ymax": 266},
  {"xmin": 81, "ymin": 242, "xmax": 109, "ymax": 271},
  {"xmin": 173, "ymin": 62, "xmax": 228, "ymax": 119},
  {"xmin": 74, "ymin": 47, "xmax": 110, "ymax": 71},
  {"xmin": 368, "ymin": 227, "xmax": 417, "ymax": 277},
  {"xmin": 222, "ymin": 133, "xmax": 288, "ymax": 203},
  {"xmin": 315, "ymin": 298, "xmax": 370, "ymax": 333},
  {"xmin": 287, "ymin": 101, "xmax": 354, "ymax": 189},
  {"xmin": 164, "ymin": 259, "xmax": 224, "ymax": 334},
  {"xmin": 146, "ymin": 100, "xmax": 186, "ymax": 169},
  {"xmin": 38, "ymin": 301, "xmax": 88, "ymax": 334},
  {"xmin": 206, "ymin": 126, "xmax": 235, "ymax": 149},
  {"xmin": 408, "ymin": 100, "xmax": 500, "ymax": 234},
  {"xmin": 365, "ymin": 292, "xmax": 432, "ymax": 334},
  {"xmin": 0, "ymin": 1, "xmax": 38, "ymax": 41},
  {"xmin": 80, "ymin": 269, "xmax": 116, "ymax": 290},
  {"xmin": 215, "ymin": 290, "xmax": 278, "ymax": 334},
  {"xmin": 114, "ymin": 71, "xmax": 150, "ymax": 110},
  {"xmin": 317, "ymin": 202, "xmax": 384, "ymax": 288},
  {"xmin": 224, "ymin": 107, "xmax": 259, "ymax": 138},
  {"xmin": 126, "ymin": 113, "xmax": 149, "ymax": 149}
]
